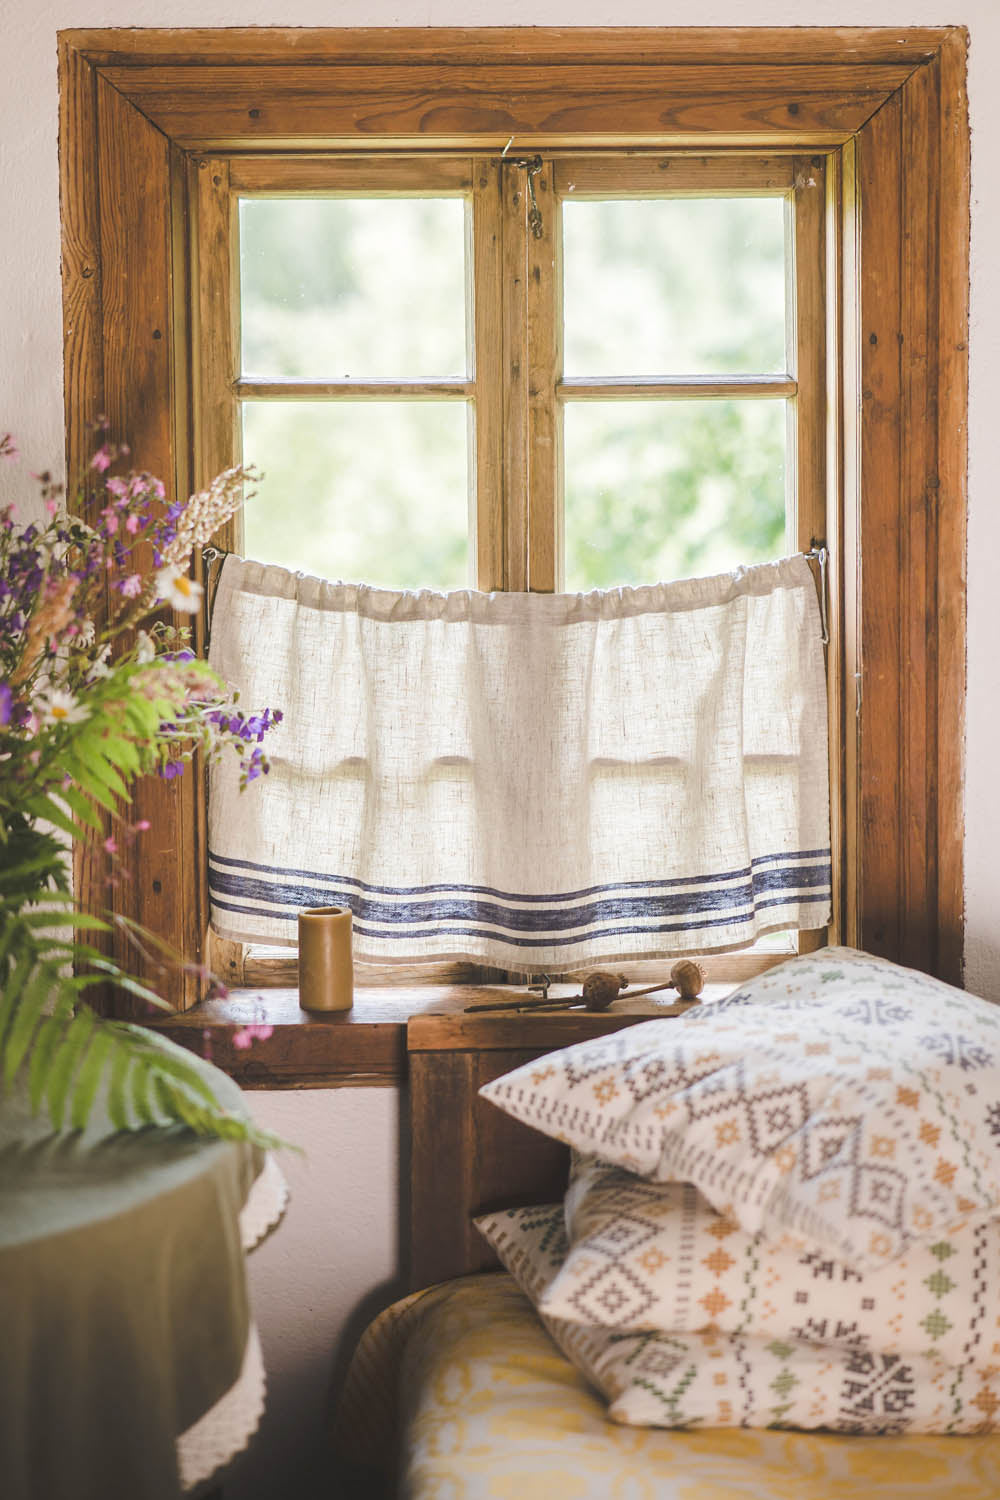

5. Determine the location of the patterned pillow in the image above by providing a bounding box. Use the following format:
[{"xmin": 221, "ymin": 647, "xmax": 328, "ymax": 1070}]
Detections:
[
  {"xmin": 479, "ymin": 947, "xmax": 1000, "ymax": 1270},
  {"xmin": 536, "ymin": 1153, "xmax": 999, "ymax": 1368},
  {"xmin": 474, "ymin": 1201, "xmax": 1000, "ymax": 1433}
]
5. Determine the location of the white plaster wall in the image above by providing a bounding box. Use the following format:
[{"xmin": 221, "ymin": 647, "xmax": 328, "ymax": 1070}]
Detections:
[{"xmin": 3, "ymin": 4, "xmax": 1000, "ymax": 1495}]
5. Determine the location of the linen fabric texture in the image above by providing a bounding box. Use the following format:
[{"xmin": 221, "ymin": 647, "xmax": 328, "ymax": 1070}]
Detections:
[
  {"xmin": 540, "ymin": 1154, "xmax": 999, "ymax": 1367},
  {"xmin": 479, "ymin": 947, "xmax": 1000, "ymax": 1271},
  {"xmin": 208, "ymin": 554, "xmax": 830, "ymax": 966}
]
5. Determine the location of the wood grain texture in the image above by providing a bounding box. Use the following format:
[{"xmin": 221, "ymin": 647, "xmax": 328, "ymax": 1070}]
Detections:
[
  {"xmin": 98, "ymin": 62, "xmax": 915, "ymax": 150},
  {"xmin": 558, "ymin": 376, "xmax": 797, "ymax": 400},
  {"xmin": 61, "ymin": 29, "xmax": 952, "ymax": 69},
  {"xmin": 229, "ymin": 154, "xmax": 473, "ymax": 193},
  {"xmin": 501, "ymin": 158, "xmax": 528, "ymax": 591},
  {"xmin": 234, "ymin": 379, "xmax": 471, "ymax": 400},
  {"xmin": 851, "ymin": 41, "xmax": 968, "ymax": 982},
  {"xmin": 154, "ymin": 985, "xmax": 699, "ymax": 1090},
  {"xmin": 855, "ymin": 93, "xmax": 903, "ymax": 966},
  {"xmin": 472, "ymin": 156, "xmax": 504, "ymax": 590},
  {"xmin": 410, "ymin": 1044, "xmax": 571, "ymax": 1287},
  {"xmin": 933, "ymin": 31, "xmax": 970, "ymax": 986},
  {"xmin": 525, "ymin": 159, "xmax": 560, "ymax": 592},
  {"xmin": 554, "ymin": 154, "xmax": 797, "ymax": 194},
  {"xmin": 59, "ymin": 40, "xmax": 118, "ymax": 1004},
  {"xmin": 94, "ymin": 77, "xmax": 202, "ymax": 1011}
]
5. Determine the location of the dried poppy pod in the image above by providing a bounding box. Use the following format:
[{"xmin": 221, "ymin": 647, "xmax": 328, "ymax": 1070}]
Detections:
[
  {"xmin": 580, "ymin": 971, "xmax": 630, "ymax": 1012},
  {"xmin": 669, "ymin": 959, "xmax": 706, "ymax": 1002}
]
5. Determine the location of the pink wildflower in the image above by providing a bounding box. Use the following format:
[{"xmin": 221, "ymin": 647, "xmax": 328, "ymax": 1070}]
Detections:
[
  {"xmin": 125, "ymin": 513, "xmax": 141, "ymax": 534},
  {"xmin": 45, "ymin": 498, "xmax": 59, "ymax": 516},
  {"xmin": 90, "ymin": 444, "xmax": 114, "ymax": 474},
  {"xmin": 104, "ymin": 837, "xmax": 118, "ymax": 855},
  {"xmin": 231, "ymin": 1024, "xmax": 274, "ymax": 1050},
  {"xmin": 120, "ymin": 573, "xmax": 143, "ymax": 598}
]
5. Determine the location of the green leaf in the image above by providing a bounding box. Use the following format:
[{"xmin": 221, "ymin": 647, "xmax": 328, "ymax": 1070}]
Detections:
[
  {"xmin": 70, "ymin": 1029, "xmax": 114, "ymax": 1131},
  {"xmin": 22, "ymin": 796, "xmax": 86, "ymax": 843},
  {"xmin": 46, "ymin": 1007, "xmax": 97, "ymax": 1130},
  {"xmin": 3, "ymin": 962, "xmax": 60, "ymax": 1086},
  {"xmin": 100, "ymin": 735, "xmax": 141, "ymax": 776},
  {"xmin": 0, "ymin": 949, "xmax": 36, "ymax": 1052},
  {"xmin": 106, "ymin": 1042, "xmax": 131, "ymax": 1131},
  {"xmin": 0, "ymin": 853, "xmax": 71, "ymax": 890},
  {"xmin": 111, "ymin": 1025, "xmax": 222, "ymax": 1109},
  {"xmin": 61, "ymin": 767, "xmax": 118, "ymax": 814},
  {"xmin": 86, "ymin": 961, "xmax": 170, "ymax": 1010},
  {"xmin": 130, "ymin": 1057, "xmax": 156, "ymax": 1126},
  {"xmin": 58, "ymin": 786, "xmax": 105, "ymax": 834},
  {"xmin": 29, "ymin": 1016, "xmax": 69, "ymax": 1113},
  {"xmin": 19, "ymin": 909, "xmax": 111, "ymax": 932}
]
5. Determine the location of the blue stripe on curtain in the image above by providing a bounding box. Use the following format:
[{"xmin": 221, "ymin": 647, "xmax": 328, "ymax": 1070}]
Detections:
[{"xmin": 207, "ymin": 848, "xmax": 831, "ymax": 947}]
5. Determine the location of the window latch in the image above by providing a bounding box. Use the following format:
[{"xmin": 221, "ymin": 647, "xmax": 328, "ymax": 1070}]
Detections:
[{"xmin": 503, "ymin": 150, "xmax": 545, "ymax": 240}]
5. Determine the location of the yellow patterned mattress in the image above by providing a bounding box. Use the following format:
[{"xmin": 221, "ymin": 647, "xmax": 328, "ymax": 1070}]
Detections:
[{"xmin": 333, "ymin": 1273, "xmax": 1000, "ymax": 1498}]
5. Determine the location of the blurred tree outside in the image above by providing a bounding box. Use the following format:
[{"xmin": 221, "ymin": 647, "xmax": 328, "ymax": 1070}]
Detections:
[{"xmin": 238, "ymin": 192, "xmax": 788, "ymax": 591}]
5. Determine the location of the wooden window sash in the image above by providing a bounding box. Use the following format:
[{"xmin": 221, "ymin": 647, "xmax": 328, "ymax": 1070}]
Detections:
[{"xmin": 201, "ymin": 146, "xmax": 828, "ymax": 986}]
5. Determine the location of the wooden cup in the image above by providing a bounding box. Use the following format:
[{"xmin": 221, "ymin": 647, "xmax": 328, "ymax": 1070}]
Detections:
[{"xmin": 298, "ymin": 906, "xmax": 354, "ymax": 1012}]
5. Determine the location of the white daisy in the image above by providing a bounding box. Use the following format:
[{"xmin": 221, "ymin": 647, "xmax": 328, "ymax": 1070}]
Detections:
[
  {"xmin": 35, "ymin": 688, "xmax": 89, "ymax": 727},
  {"xmin": 155, "ymin": 565, "xmax": 204, "ymax": 614}
]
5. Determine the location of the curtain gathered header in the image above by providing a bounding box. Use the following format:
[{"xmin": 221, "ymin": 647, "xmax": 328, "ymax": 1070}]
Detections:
[{"xmin": 208, "ymin": 556, "xmax": 831, "ymax": 968}]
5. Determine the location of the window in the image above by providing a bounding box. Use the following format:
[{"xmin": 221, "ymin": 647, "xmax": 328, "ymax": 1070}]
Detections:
[
  {"xmin": 214, "ymin": 154, "xmax": 823, "ymax": 597},
  {"xmin": 59, "ymin": 27, "xmax": 968, "ymax": 1018}
]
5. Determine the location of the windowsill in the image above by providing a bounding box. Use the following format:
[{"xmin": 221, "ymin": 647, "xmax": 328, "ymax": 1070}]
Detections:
[{"xmin": 153, "ymin": 982, "xmax": 737, "ymax": 1089}]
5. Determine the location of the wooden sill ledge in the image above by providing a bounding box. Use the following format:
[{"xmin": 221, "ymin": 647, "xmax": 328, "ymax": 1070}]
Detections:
[{"xmin": 153, "ymin": 984, "xmax": 728, "ymax": 1088}]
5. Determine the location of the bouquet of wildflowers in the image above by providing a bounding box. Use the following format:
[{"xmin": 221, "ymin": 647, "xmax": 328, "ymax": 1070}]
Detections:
[{"xmin": 0, "ymin": 428, "xmax": 280, "ymax": 1143}]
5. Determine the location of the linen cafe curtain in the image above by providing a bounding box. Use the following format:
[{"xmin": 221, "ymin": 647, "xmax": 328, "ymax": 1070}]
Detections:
[{"xmin": 207, "ymin": 555, "xmax": 831, "ymax": 968}]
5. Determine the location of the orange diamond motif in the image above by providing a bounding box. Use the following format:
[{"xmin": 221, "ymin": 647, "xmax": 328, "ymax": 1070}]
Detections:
[
  {"xmin": 871, "ymin": 1135, "xmax": 896, "ymax": 1158},
  {"xmin": 934, "ymin": 1158, "xmax": 957, "ymax": 1188},
  {"xmin": 700, "ymin": 1289, "xmax": 732, "ymax": 1317},
  {"xmin": 958, "ymin": 1196, "xmax": 979, "ymax": 1213},
  {"xmin": 804, "ymin": 1042, "xmax": 830, "ymax": 1055},
  {"xmin": 594, "ymin": 1079, "xmax": 619, "ymax": 1105},
  {"xmin": 920, "ymin": 1120, "xmax": 942, "ymax": 1147},
  {"xmin": 715, "ymin": 1120, "xmax": 741, "ymax": 1147},
  {"xmin": 639, "ymin": 1249, "xmax": 668, "ymax": 1273},
  {"xmin": 703, "ymin": 1248, "xmax": 735, "ymax": 1275},
  {"xmin": 707, "ymin": 1217, "xmax": 740, "ymax": 1240},
  {"xmin": 896, "ymin": 1085, "xmax": 921, "ymax": 1109},
  {"xmin": 973, "ymin": 1388, "xmax": 1000, "ymax": 1418}
]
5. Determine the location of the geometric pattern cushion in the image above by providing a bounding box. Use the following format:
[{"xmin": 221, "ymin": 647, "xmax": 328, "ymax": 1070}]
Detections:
[
  {"xmin": 538, "ymin": 1154, "xmax": 999, "ymax": 1368},
  {"xmin": 480, "ymin": 948, "xmax": 1000, "ymax": 1270},
  {"xmin": 474, "ymin": 1201, "xmax": 1000, "ymax": 1433}
]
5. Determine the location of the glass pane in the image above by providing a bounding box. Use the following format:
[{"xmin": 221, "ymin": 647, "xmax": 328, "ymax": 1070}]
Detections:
[
  {"xmin": 242, "ymin": 401, "xmax": 470, "ymax": 590},
  {"xmin": 563, "ymin": 198, "xmax": 787, "ymax": 377},
  {"xmin": 240, "ymin": 198, "xmax": 467, "ymax": 380},
  {"xmin": 563, "ymin": 400, "xmax": 787, "ymax": 590}
]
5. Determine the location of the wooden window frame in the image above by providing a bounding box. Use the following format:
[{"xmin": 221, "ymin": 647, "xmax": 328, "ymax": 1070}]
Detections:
[{"xmin": 59, "ymin": 26, "xmax": 969, "ymax": 1025}]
